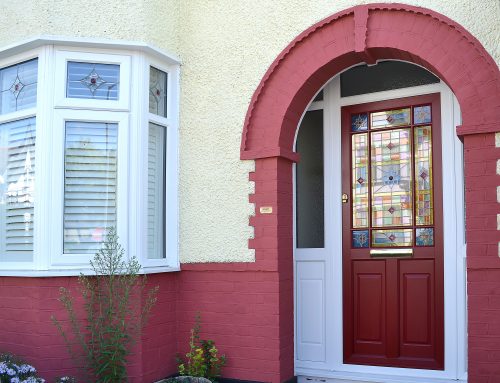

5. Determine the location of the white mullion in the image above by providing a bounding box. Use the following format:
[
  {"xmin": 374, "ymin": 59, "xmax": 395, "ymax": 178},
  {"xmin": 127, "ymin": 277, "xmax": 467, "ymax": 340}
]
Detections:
[
  {"xmin": 128, "ymin": 52, "xmax": 146, "ymax": 265},
  {"xmin": 165, "ymin": 64, "xmax": 180, "ymax": 269},
  {"xmin": 33, "ymin": 44, "xmax": 55, "ymax": 270}
]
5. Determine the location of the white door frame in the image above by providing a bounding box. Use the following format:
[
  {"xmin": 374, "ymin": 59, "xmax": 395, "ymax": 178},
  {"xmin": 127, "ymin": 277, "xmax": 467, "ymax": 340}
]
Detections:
[{"xmin": 293, "ymin": 73, "xmax": 467, "ymax": 383}]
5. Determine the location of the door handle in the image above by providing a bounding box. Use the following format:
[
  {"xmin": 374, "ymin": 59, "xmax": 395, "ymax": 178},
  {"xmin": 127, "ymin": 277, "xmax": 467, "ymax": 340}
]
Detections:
[{"xmin": 342, "ymin": 193, "xmax": 349, "ymax": 203}]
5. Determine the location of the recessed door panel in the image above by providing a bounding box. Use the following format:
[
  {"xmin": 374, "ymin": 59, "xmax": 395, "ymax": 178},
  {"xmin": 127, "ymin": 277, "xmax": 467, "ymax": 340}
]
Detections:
[
  {"xmin": 353, "ymin": 261, "xmax": 385, "ymax": 356},
  {"xmin": 296, "ymin": 261, "xmax": 326, "ymax": 362}
]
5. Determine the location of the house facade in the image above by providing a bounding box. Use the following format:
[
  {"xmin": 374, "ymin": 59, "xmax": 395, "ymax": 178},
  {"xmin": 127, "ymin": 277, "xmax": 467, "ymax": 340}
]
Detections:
[{"xmin": 0, "ymin": 1, "xmax": 499, "ymax": 383}]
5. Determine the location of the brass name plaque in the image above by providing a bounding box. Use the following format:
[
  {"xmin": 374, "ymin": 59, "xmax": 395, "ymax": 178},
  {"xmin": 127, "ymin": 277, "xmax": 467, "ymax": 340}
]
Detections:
[{"xmin": 259, "ymin": 206, "xmax": 273, "ymax": 214}]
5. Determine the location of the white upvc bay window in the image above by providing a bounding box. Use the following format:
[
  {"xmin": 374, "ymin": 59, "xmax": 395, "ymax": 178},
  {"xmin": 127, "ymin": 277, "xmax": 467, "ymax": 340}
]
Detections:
[{"xmin": 0, "ymin": 39, "xmax": 180, "ymax": 275}]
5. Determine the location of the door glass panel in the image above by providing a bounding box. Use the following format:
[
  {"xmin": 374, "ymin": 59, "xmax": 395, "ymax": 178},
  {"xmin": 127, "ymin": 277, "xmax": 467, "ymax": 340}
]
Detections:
[
  {"xmin": 371, "ymin": 108, "xmax": 410, "ymax": 129},
  {"xmin": 352, "ymin": 133, "xmax": 368, "ymax": 228},
  {"xmin": 415, "ymin": 126, "xmax": 434, "ymax": 225},
  {"xmin": 371, "ymin": 128, "xmax": 412, "ymax": 227},
  {"xmin": 372, "ymin": 228, "xmax": 412, "ymax": 247},
  {"xmin": 296, "ymin": 110, "xmax": 324, "ymax": 248},
  {"xmin": 350, "ymin": 103, "xmax": 434, "ymax": 248},
  {"xmin": 416, "ymin": 227, "xmax": 434, "ymax": 246}
]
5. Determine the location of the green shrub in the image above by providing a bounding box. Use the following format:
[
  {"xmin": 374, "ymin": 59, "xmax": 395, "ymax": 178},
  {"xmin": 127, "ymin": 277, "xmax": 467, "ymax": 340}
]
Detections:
[{"xmin": 52, "ymin": 227, "xmax": 159, "ymax": 383}]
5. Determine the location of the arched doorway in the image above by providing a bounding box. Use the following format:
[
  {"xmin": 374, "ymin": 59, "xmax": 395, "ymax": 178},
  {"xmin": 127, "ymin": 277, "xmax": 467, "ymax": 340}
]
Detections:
[
  {"xmin": 241, "ymin": 4, "xmax": 500, "ymax": 383},
  {"xmin": 294, "ymin": 62, "xmax": 465, "ymax": 381}
]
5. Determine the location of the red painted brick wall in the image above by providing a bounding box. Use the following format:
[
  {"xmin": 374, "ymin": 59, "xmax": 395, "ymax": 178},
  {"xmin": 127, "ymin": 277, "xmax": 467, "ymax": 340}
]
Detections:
[
  {"xmin": 176, "ymin": 270, "xmax": 283, "ymax": 383},
  {"xmin": 465, "ymin": 133, "xmax": 500, "ymax": 383},
  {"xmin": 0, "ymin": 268, "xmax": 289, "ymax": 383},
  {"xmin": 0, "ymin": 274, "xmax": 178, "ymax": 383}
]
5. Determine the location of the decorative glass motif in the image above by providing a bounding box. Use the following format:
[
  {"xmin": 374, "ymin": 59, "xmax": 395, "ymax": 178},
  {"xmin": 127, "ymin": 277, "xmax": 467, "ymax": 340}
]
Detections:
[
  {"xmin": 66, "ymin": 62, "xmax": 120, "ymax": 100},
  {"xmin": 414, "ymin": 105, "xmax": 431, "ymax": 124},
  {"xmin": 371, "ymin": 128, "xmax": 413, "ymax": 227},
  {"xmin": 352, "ymin": 133, "xmax": 369, "ymax": 228},
  {"xmin": 415, "ymin": 126, "xmax": 434, "ymax": 225},
  {"xmin": 149, "ymin": 66, "xmax": 168, "ymax": 117},
  {"xmin": 353, "ymin": 230, "xmax": 369, "ymax": 248},
  {"xmin": 416, "ymin": 227, "xmax": 434, "ymax": 246},
  {"xmin": 371, "ymin": 108, "xmax": 411, "ymax": 129},
  {"xmin": 0, "ymin": 59, "xmax": 38, "ymax": 114},
  {"xmin": 351, "ymin": 113, "xmax": 368, "ymax": 132},
  {"xmin": 372, "ymin": 229, "xmax": 412, "ymax": 247}
]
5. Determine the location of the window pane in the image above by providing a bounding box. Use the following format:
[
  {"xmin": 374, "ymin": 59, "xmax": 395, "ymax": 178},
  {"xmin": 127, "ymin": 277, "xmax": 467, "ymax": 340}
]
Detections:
[
  {"xmin": 0, "ymin": 117, "xmax": 36, "ymax": 262},
  {"xmin": 64, "ymin": 121, "xmax": 117, "ymax": 254},
  {"xmin": 0, "ymin": 59, "xmax": 38, "ymax": 114},
  {"xmin": 66, "ymin": 62, "xmax": 120, "ymax": 100},
  {"xmin": 296, "ymin": 110, "xmax": 324, "ymax": 248},
  {"xmin": 148, "ymin": 122, "xmax": 166, "ymax": 259},
  {"xmin": 149, "ymin": 67, "xmax": 168, "ymax": 117},
  {"xmin": 340, "ymin": 61, "xmax": 439, "ymax": 97}
]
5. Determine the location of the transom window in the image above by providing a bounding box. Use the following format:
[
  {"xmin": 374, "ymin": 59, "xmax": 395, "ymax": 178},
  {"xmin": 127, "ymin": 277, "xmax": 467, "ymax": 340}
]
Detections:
[{"xmin": 0, "ymin": 41, "xmax": 180, "ymax": 275}]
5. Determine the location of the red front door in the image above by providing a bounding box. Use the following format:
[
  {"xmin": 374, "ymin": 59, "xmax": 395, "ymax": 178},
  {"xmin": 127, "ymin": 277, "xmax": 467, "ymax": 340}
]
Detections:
[{"xmin": 342, "ymin": 94, "xmax": 444, "ymax": 370}]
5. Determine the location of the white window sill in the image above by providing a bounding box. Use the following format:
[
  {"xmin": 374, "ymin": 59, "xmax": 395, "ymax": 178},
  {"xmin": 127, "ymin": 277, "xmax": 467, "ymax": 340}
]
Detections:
[{"xmin": 0, "ymin": 265, "xmax": 181, "ymax": 277}]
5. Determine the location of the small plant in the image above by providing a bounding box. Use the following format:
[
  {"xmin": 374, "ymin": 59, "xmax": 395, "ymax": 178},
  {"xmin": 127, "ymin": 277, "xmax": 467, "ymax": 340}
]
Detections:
[
  {"xmin": 52, "ymin": 227, "xmax": 159, "ymax": 383},
  {"xmin": 0, "ymin": 353, "xmax": 45, "ymax": 383},
  {"xmin": 176, "ymin": 314, "xmax": 226, "ymax": 382}
]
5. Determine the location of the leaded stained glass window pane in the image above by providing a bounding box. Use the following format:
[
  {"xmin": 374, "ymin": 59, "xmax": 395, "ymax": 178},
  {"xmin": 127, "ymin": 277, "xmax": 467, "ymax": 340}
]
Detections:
[
  {"xmin": 371, "ymin": 108, "xmax": 410, "ymax": 129},
  {"xmin": 416, "ymin": 227, "xmax": 434, "ymax": 246},
  {"xmin": 66, "ymin": 62, "xmax": 120, "ymax": 100},
  {"xmin": 371, "ymin": 128, "xmax": 413, "ymax": 227},
  {"xmin": 415, "ymin": 126, "xmax": 434, "ymax": 225},
  {"xmin": 372, "ymin": 229, "xmax": 413, "ymax": 247},
  {"xmin": 0, "ymin": 59, "xmax": 38, "ymax": 114},
  {"xmin": 352, "ymin": 133, "xmax": 368, "ymax": 228},
  {"xmin": 149, "ymin": 67, "xmax": 168, "ymax": 117},
  {"xmin": 350, "ymin": 103, "xmax": 435, "ymax": 249}
]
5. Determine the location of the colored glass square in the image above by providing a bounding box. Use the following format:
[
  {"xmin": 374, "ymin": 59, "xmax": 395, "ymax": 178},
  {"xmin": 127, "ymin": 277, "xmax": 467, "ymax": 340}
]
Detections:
[
  {"xmin": 372, "ymin": 229, "xmax": 412, "ymax": 247},
  {"xmin": 352, "ymin": 230, "xmax": 369, "ymax": 248},
  {"xmin": 351, "ymin": 113, "xmax": 368, "ymax": 132},
  {"xmin": 416, "ymin": 228, "xmax": 434, "ymax": 246},
  {"xmin": 414, "ymin": 105, "xmax": 431, "ymax": 124}
]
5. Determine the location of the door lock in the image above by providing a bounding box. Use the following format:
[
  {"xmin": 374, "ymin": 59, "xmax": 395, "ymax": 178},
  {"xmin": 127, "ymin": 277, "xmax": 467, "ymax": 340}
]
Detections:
[{"xmin": 342, "ymin": 193, "xmax": 349, "ymax": 203}]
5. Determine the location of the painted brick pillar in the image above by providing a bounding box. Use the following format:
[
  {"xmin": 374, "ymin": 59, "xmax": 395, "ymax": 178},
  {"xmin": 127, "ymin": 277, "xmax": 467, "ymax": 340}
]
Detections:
[
  {"xmin": 464, "ymin": 132, "xmax": 500, "ymax": 382},
  {"xmin": 250, "ymin": 156, "xmax": 295, "ymax": 382}
]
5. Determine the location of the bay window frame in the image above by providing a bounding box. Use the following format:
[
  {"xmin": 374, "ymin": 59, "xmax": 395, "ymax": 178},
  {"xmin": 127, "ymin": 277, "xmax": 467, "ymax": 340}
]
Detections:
[{"xmin": 0, "ymin": 39, "xmax": 180, "ymax": 275}]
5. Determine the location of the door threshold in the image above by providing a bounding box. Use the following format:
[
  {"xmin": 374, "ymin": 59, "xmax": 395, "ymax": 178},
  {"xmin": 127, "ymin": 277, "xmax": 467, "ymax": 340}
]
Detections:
[{"xmin": 296, "ymin": 370, "xmax": 466, "ymax": 383}]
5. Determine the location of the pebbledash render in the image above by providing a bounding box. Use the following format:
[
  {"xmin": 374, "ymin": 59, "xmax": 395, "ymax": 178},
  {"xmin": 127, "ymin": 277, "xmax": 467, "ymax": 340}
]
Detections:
[{"xmin": 0, "ymin": 1, "xmax": 499, "ymax": 383}]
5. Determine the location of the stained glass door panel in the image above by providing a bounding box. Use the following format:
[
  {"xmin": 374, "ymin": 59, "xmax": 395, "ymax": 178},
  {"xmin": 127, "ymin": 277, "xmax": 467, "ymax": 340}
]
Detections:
[{"xmin": 342, "ymin": 94, "xmax": 444, "ymax": 370}]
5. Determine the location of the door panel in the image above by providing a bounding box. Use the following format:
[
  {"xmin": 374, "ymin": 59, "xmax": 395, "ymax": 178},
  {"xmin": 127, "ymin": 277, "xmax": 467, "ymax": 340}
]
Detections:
[
  {"xmin": 342, "ymin": 94, "xmax": 444, "ymax": 370},
  {"xmin": 296, "ymin": 261, "xmax": 326, "ymax": 362},
  {"xmin": 353, "ymin": 261, "xmax": 385, "ymax": 355}
]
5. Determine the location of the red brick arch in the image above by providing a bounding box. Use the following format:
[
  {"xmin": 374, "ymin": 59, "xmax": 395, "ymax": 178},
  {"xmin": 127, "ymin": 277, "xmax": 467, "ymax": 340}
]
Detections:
[
  {"xmin": 240, "ymin": 4, "xmax": 500, "ymax": 382},
  {"xmin": 241, "ymin": 3, "xmax": 500, "ymax": 160}
]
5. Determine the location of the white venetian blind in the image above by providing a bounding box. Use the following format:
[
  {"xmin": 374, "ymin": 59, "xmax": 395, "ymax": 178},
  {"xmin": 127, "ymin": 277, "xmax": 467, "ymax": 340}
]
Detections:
[
  {"xmin": 63, "ymin": 121, "xmax": 118, "ymax": 254},
  {"xmin": 147, "ymin": 122, "xmax": 166, "ymax": 259},
  {"xmin": 0, "ymin": 117, "xmax": 36, "ymax": 262}
]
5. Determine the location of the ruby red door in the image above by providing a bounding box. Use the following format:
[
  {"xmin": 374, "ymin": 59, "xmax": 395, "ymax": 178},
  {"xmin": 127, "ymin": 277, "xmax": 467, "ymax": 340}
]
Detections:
[{"xmin": 342, "ymin": 94, "xmax": 444, "ymax": 370}]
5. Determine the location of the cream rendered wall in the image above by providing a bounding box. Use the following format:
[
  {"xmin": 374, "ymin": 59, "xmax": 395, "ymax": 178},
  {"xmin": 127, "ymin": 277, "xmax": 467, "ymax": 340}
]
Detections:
[
  {"xmin": 177, "ymin": 0, "xmax": 499, "ymax": 263},
  {"xmin": 0, "ymin": 1, "xmax": 498, "ymax": 263}
]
